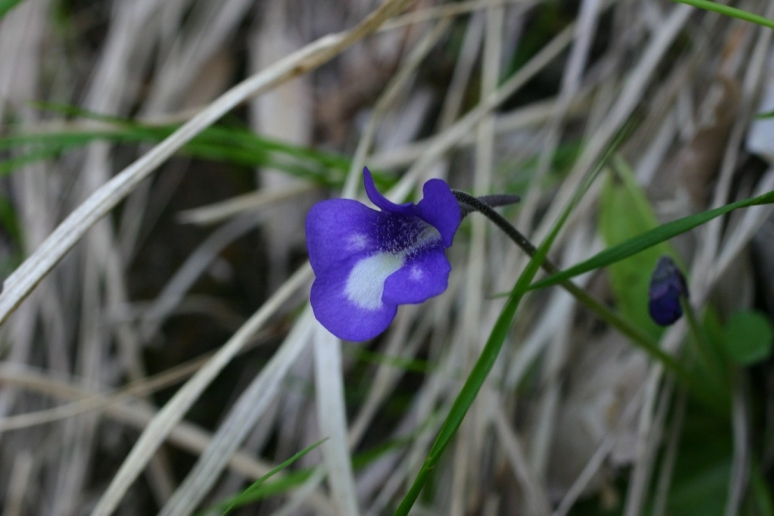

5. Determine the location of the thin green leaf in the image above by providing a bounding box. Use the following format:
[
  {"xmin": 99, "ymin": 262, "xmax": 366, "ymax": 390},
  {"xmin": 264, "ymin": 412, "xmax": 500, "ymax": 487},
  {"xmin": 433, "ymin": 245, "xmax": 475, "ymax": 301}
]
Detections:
[
  {"xmin": 530, "ymin": 189, "xmax": 774, "ymax": 290},
  {"xmin": 208, "ymin": 469, "xmax": 315, "ymax": 514},
  {"xmin": 203, "ymin": 425, "xmax": 425, "ymax": 515},
  {"xmin": 392, "ymin": 228, "xmax": 548, "ymax": 516},
  {"xmin": 27, "ymin": 103, "xmax": 353, "ymax": 172},
  {"xmin": 0, "ymin": 121, "xmax": 356, "ymax": 186},
  {"xmin": 28, "ymin": 100, "xmax": 136, "ymax": 125},
  {"xmin": 393, "ymin": 131, "xmax": 617, "ymax": 516},
  {"xmin": 0, "ymin": 131, "xmax": 307, "ymax": 182},
  {"xmin": 600, "ymin": 156, "xmax": 677, "ymax": 338},
  {"xmin": 218, "ymin": 439, "xmax": 326, "ymax": 515},
  {"xmin": 672, "ymin": 0, "xmax": 774, "ymax": 30},
  {"xmin": 2, "ymin": 103, "xmax": 377, "ymax": 191},
  {"xmin": 0, "ymin": 130, "xmax": 146, "ymax": 151},
  {"xmin": 0, "ymin": 148, "xmax": 68, "ymax": 177}
]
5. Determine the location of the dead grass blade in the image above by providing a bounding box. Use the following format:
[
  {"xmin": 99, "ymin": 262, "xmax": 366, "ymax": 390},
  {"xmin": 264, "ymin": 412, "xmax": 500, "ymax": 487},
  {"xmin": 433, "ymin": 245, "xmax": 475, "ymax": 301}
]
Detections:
[
  {"xmin": 87, "ymin": 263, "xmax": 311, "ymax": 516},
  {"xmin": 0, "ymin": 0, "xmax": 414, "ymax": 329},
  {"xmin": 0, "ymin": 363, "xmax": 334, "ymax": 514},
  {"xmin": 158, "ymin": 310, "xmax": 314, "ymax": 516},
  {"xmin": 314, "ymin": 327, "xmax": 361, "ymax": 516}
]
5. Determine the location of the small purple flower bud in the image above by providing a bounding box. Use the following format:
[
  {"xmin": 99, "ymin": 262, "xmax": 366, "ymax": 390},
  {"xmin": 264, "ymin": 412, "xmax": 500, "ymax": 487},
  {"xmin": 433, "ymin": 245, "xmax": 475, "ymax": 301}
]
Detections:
[{"xmin": 648, "ymin": 256, "xmax": 689, "ymax": 326}]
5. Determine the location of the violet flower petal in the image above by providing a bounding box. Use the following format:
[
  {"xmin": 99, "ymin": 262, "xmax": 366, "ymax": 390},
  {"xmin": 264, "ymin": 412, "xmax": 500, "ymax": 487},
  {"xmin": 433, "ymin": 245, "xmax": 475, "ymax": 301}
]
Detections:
[
  {"xmin": 310, "ymin": 253, "xmax": 400, "ymax": 341},
  {"xmin": 415, "ymin": 179, "xmax": 461, "ymax": 247},
  {"xmin": 363, "ymin": 167, "xmax": 414, "ymax": 215},
  {"xmin": 382, "ymin": 250, "xmax": 451, "ymax": 305},
  {"xmin": 305, "ymin": 198, "xmax": 382, "ymax": 274}
]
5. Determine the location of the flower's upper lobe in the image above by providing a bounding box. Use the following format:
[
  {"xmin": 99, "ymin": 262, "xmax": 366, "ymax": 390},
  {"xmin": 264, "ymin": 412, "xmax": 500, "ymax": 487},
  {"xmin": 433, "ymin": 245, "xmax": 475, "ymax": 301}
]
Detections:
[{"xmin": 306, "ymin": 168, "xmax": 461, "ymax": 341}]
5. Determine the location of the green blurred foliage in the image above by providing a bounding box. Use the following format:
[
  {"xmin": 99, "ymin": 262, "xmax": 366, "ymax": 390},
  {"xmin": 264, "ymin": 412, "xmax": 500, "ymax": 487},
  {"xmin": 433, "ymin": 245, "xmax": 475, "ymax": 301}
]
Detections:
[
  {"xmin": 721, "ymin": 310, "xmax": 774, "ymax": 366},
  {"xmin": 599, "ymin": 157, "xmax": 678, "ymax": 339}
]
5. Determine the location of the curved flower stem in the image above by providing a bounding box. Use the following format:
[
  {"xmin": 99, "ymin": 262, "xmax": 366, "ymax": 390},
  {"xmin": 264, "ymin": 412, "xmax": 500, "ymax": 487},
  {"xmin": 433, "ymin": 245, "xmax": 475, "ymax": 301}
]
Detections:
[
  {"xmin": 452, "ymin": 189, "xmax": 696, "ymax": 387},
  {"xmin": 454, "ymin": 191, "xmax": 537, "ymax": 256},
  {"xmin": 457, "ymin": 194, "xmax": 522, "ymax": 216}
]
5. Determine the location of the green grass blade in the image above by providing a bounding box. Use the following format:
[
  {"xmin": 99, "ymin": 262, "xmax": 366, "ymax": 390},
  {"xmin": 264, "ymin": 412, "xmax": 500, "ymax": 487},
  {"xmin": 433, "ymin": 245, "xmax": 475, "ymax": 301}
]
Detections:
[
  {"xmin": 0, "ymin": 148, "xmax": 69, "ymax": 177},
  {"xmin": 28, "ymin": 100, "xmax": 137, "ymax": 124},
  {"xmin": 530, "ymin": 189, "xmax": 774, "ymax": 290},
  {"xmin": 217, "ymin": 439, "xmax": 326, "ymax": 515},
  {"xmin": 2, "ymin": 103, "xmax": 371, "ymax": 190},
  {"xmin": 393, "ymin": 132, "xmax": 617, "ymax": 516},
  {"xmin": 672, "ymin": 0, "xmax": 774, "ymax": 30},
  {"xmin": 0, "ymin": 121, "xmax": 354, "ymax": 186},
  {"xmin": 202, "ymin": 426, "xmax": 426, "ymax": 515},
  {"xmin": 0, "ymin": 130, "xmax": 142, "ymax": 150},
  {"xmin": 196, "ymin": 468, "xmax": 317, "ymax": 516},
  {"xmin": 392, "ymin": 235, "xmax": 548, "ymax": 516}
]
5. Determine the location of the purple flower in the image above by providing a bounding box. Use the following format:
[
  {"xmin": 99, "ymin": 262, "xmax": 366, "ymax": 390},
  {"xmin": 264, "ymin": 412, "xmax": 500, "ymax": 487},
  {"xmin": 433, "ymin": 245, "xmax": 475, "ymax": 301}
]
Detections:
[
  {"xmin": 306, "ymin": 168, "xmax": 461, "ymax": 341},
  {"xmin": 648, "ymin": 256, "xmax": 689, "ymax": 326}
]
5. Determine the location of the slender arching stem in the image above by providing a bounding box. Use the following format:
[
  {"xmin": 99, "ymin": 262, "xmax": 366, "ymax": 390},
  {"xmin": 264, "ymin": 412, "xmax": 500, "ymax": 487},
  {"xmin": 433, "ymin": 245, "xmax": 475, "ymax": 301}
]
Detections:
[
  {"xmin": 454, "ymin": 191, "xmax": 539, "ymax": 262},
  {"xmin": 453, "ymin": 189, "xmax": 702, "ymax": 392}
]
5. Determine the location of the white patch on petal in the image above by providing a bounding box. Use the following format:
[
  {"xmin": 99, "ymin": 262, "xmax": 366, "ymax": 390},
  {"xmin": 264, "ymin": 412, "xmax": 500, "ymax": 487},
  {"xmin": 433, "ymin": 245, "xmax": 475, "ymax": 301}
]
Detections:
[
  {"xmin": 347, "ymin": 233, "xmax": 369, "ymax": 252},
  {"xmin": 345, "ymin": 253, "xmax": 404, "ymax": 310},
  {"xmin": 342, "ymin": 222, "xmax": 442, "ymax": 310}
]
